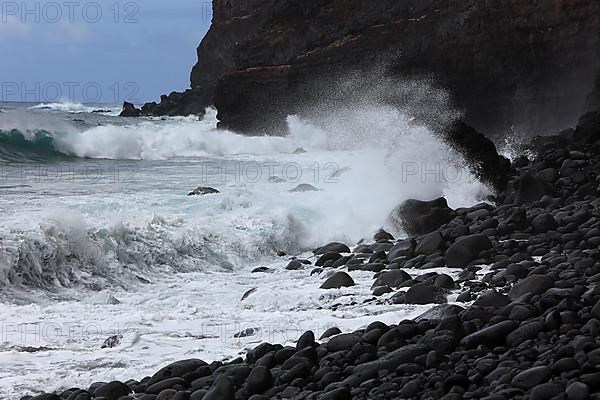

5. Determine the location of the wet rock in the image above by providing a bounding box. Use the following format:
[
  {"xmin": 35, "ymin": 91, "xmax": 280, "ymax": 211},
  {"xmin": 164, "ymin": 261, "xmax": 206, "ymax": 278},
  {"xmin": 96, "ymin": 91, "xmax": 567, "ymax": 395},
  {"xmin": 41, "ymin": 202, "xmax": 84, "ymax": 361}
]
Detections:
[
  {"xmin": 531, "ymin": 213, "xmax": 558, "ymax": 233},
  {"xmin": 374, "ymin": 229, "xmax": 395, "ymax": 241},
  {"xmin": 354, "ymin": 344, "xmax": 429, "ymax": 375},
  {"xmin": 246, "ymin": 366, "xmax": 273, "ymax": 395},
  {"xmin": 188, "ymin": 187, "xmax": 220, "ymax": 196},
  {"xmin": 119, "ymin": 101, "xmax": 141, "ymax": 117},
  {"xmin": 202, "ymin": 375, "xmax": 234, "ymax": 400},
  {"xmin": 415, "ymin": 231, "xmax": 445, "ymax": 255},
  {"xmin": 573, "ymin": 112, "xmax": 600, "ymax": 144},
  {"xmin": 285, "ymin": 260, "xmax": 303, "ymax": 270},
  {"xmin": 147, "ymin": 360, "xmax": 208, "ymax": 386},
  {"xmin": 506, "ymin": 321, "xmax": 544, "ymax": 347},
  {"xmin": 316, "ymin": 252, "xmax": 343, "ymax": 267},
  {"xmin": 388, "ymin": 239, "xmax": 416, "ymax": 260},
  {"xmin": 241, "ymin": 288, "xmax": 257, "ymax": 301},
  {"xmin": 93, "ymin": 381, "xmax": 131, "ymax": 400},
  {"xmin": 433, "ymin": 274, "xmax": 455, "ymax": 289},
  {"xmin": 290, "ymin": 184, "xmax": 319, "ymax": 192},
  {"xmin": 327, "ymin": 333, "xmax": 361, "ymax": 352},
  {"xmin": 101, "ymin": 335, "xmax": 123, "ymax": 349},
  {"xmin": 65, "ymin": 390, "xmax": 91, "ymax": 400},
  {"xmin": 473, "ymin": 290, "xmax": 509, "ymax": 308},
  {"xmin": 566, "ymin": 382, "xmax": 589, "ymax": 400},
  {"xmin": 320, "ymin": 327, "xmax": 342, "ymax": 339},
  {"xmin": 314, "ymin": 242, "xmax": 351, "ymax": 255},
  {"xmin": 509, "ymin": 275, "xmax": 554, "ymax": 299},
  {"xmin": 251, "ymin": 267, "xmax": 273, "ymax": 273},
  {"xmin": 514, "ymin": 173, "xmax": 554, "ymax": 205},
  {"xmin": 146, "ymin": 378, "xmax": 186, "ymax": 394},
  {"xmin": 460, "ymin": 320, "xmax": 517, "ymax": 347},
  {"xmin": 234, "ymin": 328, "xmax": 260, "ymax": 338},
  {"xmin": 320, "ymin": 272, "xmax": 355, "ymax": 289},
  {"xmin": 404, "ymin": 283, "xmax": 448, "ymax": 305},
  {"xmin": 389, "ymin": 198, "xmax": 455, "ymax": 236},
  {"xmin": 372, "ymin": 286, "xmax": 393, "ymax": 296},
  {"xmin": 331, "ymin": 255, "xmax": 352, "ymax": 267},
  {"xmin": 372, "ymin": 270, "xmax": 411, "ymax": 289},
  {"xmin": 529, "ymin": 383, "xmax": 564, "ymax": 400},
  {"xmin": 445, "ymin": 234, "xmax": 492, "ymax": 268},
  {"xmin": 442, "ymin": 120, "xmax": 511, "ymax": 190},
  {"xmin": 348, "ymin": 262, "xmax": 386, "ymax": 272}
]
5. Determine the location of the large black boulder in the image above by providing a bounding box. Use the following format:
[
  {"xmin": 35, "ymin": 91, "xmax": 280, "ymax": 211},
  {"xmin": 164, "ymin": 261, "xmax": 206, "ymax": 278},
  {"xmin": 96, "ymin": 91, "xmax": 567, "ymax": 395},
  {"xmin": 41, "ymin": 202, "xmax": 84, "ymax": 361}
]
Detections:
[
  {"xmin": 531, "ymin": 213, "xmax": 558, "ymax": 233},
  {"xmin": 352, "ymin": 345, "xmax": 429, "ymax": 375},
  {"xmin": 119, "ymin": 101, "xmax": 141, "ymax": 117},
  {"xmin": 372, "ymin": 270, "xmax": 411, "ymax": 289},
  {"xmin": 460, "ymin": 320, "xmax": 518, "ymax": 347},
  {"xmin": 203, "ymin": 375, "xmax": 235, "ymax": 400},
  {"xmin": 326, "ymin": 333, "xmax": 361, "ymax": 352},
  {"xmin": 246, "ymin": 366, "xmax": 273, "ymax": 395},
  {"xmin": 92, "ymin": 381, "xmax": 131, "ymax": 400},
  {"xmin": 314, "ymin": 242, "xmax": 351, "ymax": 255},
  {"xmin": 147, "ymin": 359, "xmax": 208, "ymax": 386},
  {"xmin": 513, "ymin": 173, "xmax": 554, "ymax": 205},
  {"xmin": 388, "ymin": 239, "xmax": 416, "ymax": 260},
  {"xmin": 509, "ymin": 275, "xmax": 554, "ymax": 299},
  {"xmin": 415, "ymin": 231, "xmax": 445, "ymax": 255},
  {"xmin": 404, "ymin": 283, "xmax": 448, "ymax": 305},
  {"xmin": 573, "ymin": 112, "xmax": 600, "ymax": 144},
  {"xmin": 320, "ymin": 272, "xmax": 355, "ymax": 289},
  {"xmin": 445, "ymin": 234, "xmax": 492, "ymax": 268},
  {"xmin": 441, "ymin": 120, "xmax": 511, "ymax": 191},
  {"xmin": 511, "ymin": 366, "xmax": 551, "ymax": 390},
  {"xmin": 389, "ymin": 198, "xmax": 455, "ymax": 236}
]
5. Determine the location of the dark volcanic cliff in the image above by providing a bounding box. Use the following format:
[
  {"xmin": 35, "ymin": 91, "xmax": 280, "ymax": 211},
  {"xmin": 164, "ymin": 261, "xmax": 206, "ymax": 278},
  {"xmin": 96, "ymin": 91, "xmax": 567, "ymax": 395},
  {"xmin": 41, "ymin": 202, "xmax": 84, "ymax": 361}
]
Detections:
[{"xmin": 149, "ymin": 0, "xmax": 600, "ymax": 136}]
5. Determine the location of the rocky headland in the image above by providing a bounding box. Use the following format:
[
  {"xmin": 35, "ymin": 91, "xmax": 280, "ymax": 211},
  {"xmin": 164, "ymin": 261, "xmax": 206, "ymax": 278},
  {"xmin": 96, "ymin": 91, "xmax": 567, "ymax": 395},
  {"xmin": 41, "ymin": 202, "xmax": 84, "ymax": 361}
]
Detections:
[{"xmin": 125, "ymin": 0, "xmax": 599, "ymax": 139}]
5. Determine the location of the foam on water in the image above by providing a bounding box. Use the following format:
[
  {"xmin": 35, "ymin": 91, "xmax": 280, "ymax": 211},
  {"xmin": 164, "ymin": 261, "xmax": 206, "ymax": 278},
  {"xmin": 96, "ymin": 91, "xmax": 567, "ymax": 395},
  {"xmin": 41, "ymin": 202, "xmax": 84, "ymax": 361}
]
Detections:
[
  {"xmin": 0, "ymin": 104, "xmax": 489, "ymax": 291},
  {"xmin": 29, "ymin": 101, "xmax": 121, "ymax": 116},
  {"xmin": 0, "ymin": 254, "xmax": 477, "ymax": 397},
  {"xmin": 0, "ymin": 92, "xmax": 492, "ymax": 397}
]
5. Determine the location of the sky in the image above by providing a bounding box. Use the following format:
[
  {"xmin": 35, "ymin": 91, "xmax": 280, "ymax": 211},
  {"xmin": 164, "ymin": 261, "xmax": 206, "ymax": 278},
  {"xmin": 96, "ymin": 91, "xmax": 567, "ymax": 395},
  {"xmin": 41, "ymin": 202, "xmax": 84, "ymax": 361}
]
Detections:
[{"xmin": 0, "ymin": 1, "xmax": 213, "ymax": 104}]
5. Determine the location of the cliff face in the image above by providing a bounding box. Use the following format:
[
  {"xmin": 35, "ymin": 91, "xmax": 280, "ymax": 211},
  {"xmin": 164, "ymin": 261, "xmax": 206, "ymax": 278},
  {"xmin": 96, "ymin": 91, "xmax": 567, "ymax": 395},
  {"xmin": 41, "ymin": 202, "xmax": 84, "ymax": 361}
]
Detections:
[
  {"xmin": 212, "ymin": 0, "xmax": 600, "ymax": 135},
  {"xmin": 190, "ymin": 0, "xmax": 278, "ymax": 99},
  {"xmin": 152, "ymin": 0, "xmax": 600, "ymax": 136}
]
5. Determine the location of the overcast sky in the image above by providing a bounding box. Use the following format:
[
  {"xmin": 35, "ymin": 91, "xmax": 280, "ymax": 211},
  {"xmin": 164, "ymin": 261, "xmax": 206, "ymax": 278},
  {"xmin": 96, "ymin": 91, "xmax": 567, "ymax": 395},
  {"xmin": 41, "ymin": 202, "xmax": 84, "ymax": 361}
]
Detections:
[{"xmin": 0, "ymin": 1, "xmax": 213, "ymax": 104}]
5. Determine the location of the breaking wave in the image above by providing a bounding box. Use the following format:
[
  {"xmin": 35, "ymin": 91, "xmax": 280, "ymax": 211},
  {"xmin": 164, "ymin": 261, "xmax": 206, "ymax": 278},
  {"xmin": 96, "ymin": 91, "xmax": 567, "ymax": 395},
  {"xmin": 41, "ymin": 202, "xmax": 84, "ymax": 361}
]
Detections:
[
  {"xmin": 28, "ymin": 101, "xmax": 121, "ymax": 115},
  {"xmin": 0, "ymin": 87, "xmax": 492, "ymax": 293}
]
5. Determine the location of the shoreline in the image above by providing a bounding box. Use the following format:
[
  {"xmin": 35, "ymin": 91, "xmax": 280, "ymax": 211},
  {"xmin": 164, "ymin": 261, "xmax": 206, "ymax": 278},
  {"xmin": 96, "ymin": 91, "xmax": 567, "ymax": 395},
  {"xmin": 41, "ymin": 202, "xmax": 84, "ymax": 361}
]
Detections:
[{"xmin": 22, "ymin": 112, "xmax": 600, "ymax": 399}]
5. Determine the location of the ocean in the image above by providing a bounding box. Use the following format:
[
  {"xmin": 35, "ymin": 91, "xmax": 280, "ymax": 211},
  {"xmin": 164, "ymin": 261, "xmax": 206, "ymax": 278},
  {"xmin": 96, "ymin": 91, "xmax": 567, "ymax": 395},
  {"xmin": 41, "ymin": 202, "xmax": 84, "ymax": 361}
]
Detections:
[{"xmin": 0, "ymin": 101, "xmax": 490, "ymax": 396}]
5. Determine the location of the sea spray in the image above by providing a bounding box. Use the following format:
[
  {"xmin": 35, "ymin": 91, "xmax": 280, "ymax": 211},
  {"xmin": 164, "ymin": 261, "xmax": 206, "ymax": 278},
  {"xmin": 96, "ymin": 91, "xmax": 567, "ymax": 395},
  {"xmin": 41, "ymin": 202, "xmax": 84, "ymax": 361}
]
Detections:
[{"xmin": 0, "ymin": 92, "xmax": 489, "ymax": 291}]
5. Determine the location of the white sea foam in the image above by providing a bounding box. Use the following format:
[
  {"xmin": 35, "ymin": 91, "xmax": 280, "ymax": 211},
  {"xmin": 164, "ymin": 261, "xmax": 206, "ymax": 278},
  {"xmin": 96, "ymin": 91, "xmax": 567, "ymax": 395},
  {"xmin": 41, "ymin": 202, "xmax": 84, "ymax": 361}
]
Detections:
[
  {"xmin": 0, "ymin": 88, "xmax": 492, "ymax": 397},
  {"xmin": 0, "ymin": 103, "xmax": 489, "ymax": 289},
  {"xmin": 29, "ymin": 101, "xmax": 121, "ymax": 115}
]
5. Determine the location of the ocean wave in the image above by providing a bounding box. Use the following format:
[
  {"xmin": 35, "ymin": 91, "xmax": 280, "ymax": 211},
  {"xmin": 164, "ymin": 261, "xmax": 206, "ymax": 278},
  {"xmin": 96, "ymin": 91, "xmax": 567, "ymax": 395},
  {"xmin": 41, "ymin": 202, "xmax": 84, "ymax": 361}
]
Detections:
[
  {"xmin": 0, "ymin": 109, "xmax": 297, "ymax": 161},
  {"xmin": 0, "ymin": 94, "xmax": 492, "ymax": 293},
  {"xmin": 0, "ymin": 207, "xmax": 308, "ymax": 292},
  {"xmin": 0, "ymin": 129, "xmax": 74, "ymax": 162},
  {"xmin": 0, "ymin": 109, "xmax": 490, "ymax": 293},
  {"xmin": 28, "ymin": 101, "xmax": 121, "ymax": 116}
]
